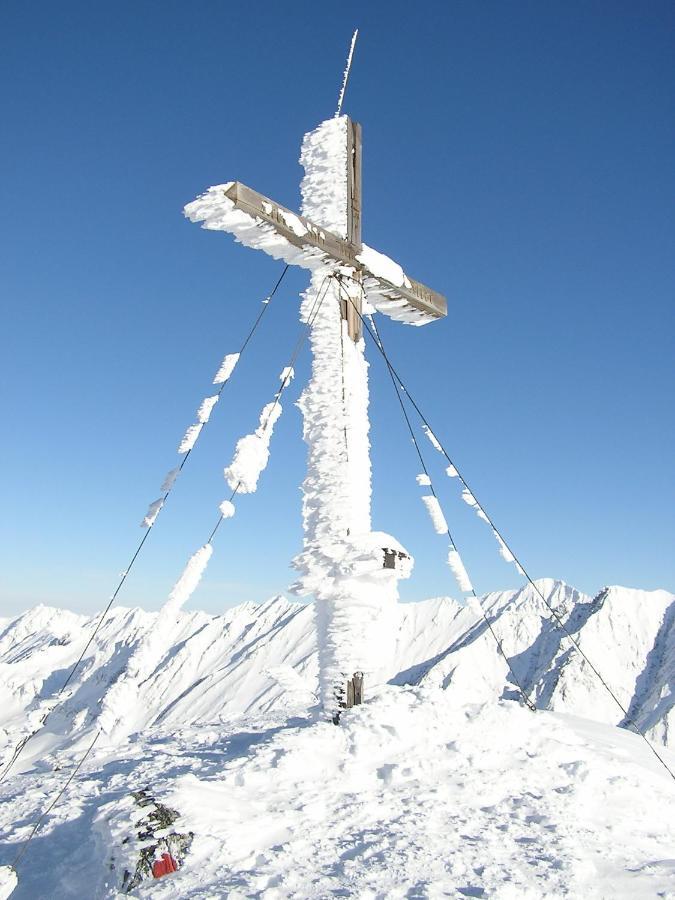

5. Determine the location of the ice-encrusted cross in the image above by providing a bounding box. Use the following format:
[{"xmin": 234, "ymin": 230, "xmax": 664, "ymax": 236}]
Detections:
[{"xmin": 185, "ymin": 117, "xmax": 446, "ymax": 341}]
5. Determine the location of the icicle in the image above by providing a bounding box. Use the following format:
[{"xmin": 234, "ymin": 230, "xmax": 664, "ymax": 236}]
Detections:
[
  {"xmin": 164, "ymin": 544, "xmax": 213, "ymax": 617},
  {"xmin": 178, "ymin": 423, "xmax": 203, "ymax": 454},
  {"xmin": 279, "ymin": 366, "xmax": 295, "ymax": 383},
  {"xmin": 196, "ymin": 394, "xmax": 219, "ymax": 424},
  {"xmin": 223, "ymin": 400, "xmax": 283, "ymax": 493},
  {"xmin": 219, "ymin": 499, "xmax": 235, "ymax": 519},
  {"xmin": 421, "ymin": 495, "xmax": 448, "ymax": 535},
  {"xmin": 213, "ymin": 352, "xmax": 240, "ymax": 385},
  {"xmin": 422, "ymin": 424, "xmax": 444, "ymax": 454},
  {"xmin": 416, "ymin": 473, "xmax": 431, "ymax": 486},
  {"xmin": 141, "ymin": 498, "xmax": 164, "ymax": 528},
  {"xmin": 161, "ymin": 466, "xmax": 180, "ymax": 492},
  {"xmin": 447, "ymin": 548, "xmax": 473, "ymax": 592},
  {"xmin": 446, "ymin": 464, "xmax": 459, "ymax": 478}
]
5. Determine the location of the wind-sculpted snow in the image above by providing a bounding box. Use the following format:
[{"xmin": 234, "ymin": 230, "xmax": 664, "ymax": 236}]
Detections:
[{"xmin": 1, "ymin": 580, "xmax": 674, "ymax": 764}]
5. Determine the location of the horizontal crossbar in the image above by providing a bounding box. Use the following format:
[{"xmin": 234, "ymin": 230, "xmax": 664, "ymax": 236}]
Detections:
[{"xmin": 223, "ymin": 182, "xmax": 447, "ymax": 323}]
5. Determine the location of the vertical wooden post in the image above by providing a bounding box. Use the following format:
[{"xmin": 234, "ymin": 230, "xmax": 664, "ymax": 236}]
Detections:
[{"xmin": 345, "ymin": 118, "xmax": 363, "ymax": 342}]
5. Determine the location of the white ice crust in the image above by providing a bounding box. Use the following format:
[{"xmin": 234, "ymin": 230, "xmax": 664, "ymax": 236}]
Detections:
[
  {"xmin": 141, "ymin": 498, "xmax": 163, "ymax": 529},
  {"xmin": 224, "ymin": 400, "xmax": 283, "ymax": 494},
  {"xmin": 219, "ymin": 500, "xmax": 235, "ymax": 519},
  {"xmin": 178, "ymin": 423, "xmax": 203, "ymax": 454},
  {"xmin": 196, "ymin": 395, "xmax": 219, "ymax": 424},
  {"xmin": 448, "ymin": 548, "xmax": 473, "ymax": 593},
  {"xmin": 213, "ymin": 352, "xmax": 240, "ymax": 385},
  {"xmin": 421, "ymin": 495, "xmax": 448, "ymax": 535}
]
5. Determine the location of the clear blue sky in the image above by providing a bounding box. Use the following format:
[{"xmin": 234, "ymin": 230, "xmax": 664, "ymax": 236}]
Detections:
[{"xmin": 1, "ymin": 1, "xmax": 673, "ymax": 616}]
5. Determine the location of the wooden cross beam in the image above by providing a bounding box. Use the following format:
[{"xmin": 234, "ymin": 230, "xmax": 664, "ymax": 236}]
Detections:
[{"xmin": 186, "ymin": 117, "xmax": 447, "ymax": 340}]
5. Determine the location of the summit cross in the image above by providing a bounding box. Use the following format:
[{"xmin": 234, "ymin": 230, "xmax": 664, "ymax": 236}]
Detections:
[{"xmin": 186, "ymin": 114, "xmax": 447, "ymax": 721}]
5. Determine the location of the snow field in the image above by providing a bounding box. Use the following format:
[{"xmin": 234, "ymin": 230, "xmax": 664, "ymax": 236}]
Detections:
[{"xmin": 2, "ymin": 687, "xmax": 674, "ymax": 898}]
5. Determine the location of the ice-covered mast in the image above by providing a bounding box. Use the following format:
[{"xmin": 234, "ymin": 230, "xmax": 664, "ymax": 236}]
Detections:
[{"xmin": 185, "ymin": 85, "xmax": 447, "ymax": 723}]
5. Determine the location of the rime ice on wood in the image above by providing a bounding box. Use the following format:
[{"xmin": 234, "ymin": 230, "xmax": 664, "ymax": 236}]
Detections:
[{"xmin": 186, "ymin": 109, "xmax": 447, "ymax": 720}]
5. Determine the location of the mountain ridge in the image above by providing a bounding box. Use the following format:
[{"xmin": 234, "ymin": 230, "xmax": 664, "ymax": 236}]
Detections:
[{"xmin": 0, "ymin": 579, "xmax": 673, "ymax": 767}]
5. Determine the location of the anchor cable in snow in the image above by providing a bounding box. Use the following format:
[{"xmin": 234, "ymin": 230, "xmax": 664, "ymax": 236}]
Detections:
[
  {"xmin": 10, "ymin": 730, "xmax": 101, "ymax": 873},
  {"xmin": 339, "ymin": 279, "xmax": 675, "ymax": 782},
  {"xmin": 367, "ymin": 310, "xmax": 535, "ymax": 711},
  {"xmin": 0, "ymin": 265, "xmax": 290, "ymax": 786},
  {"xmin": 336, "ymin": 281, "xmax": 534, "ymax": 710},
  {"xmin": 1, "ymin": 271, "xmax": 329, "ymax": 876}
]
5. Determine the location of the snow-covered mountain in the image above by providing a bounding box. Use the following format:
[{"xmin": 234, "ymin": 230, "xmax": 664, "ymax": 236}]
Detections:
[
  {"xmin": 1, "ymin": 579, "xmax": 673, "ymax": 764},
  {"xmin": 1, "ymin": 579, "xmax": 674, "ymax": 899}
]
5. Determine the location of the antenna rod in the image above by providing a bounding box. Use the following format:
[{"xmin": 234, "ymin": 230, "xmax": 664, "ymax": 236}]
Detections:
[{"xmin": 336, "ymin": 29, "xmax": 359, "ymax": 116}]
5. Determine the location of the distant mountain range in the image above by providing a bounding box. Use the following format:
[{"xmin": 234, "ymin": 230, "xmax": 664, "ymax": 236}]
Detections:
[{"xmin": 1, "ymin": 579, "xmax": 673, "ymax": 764}]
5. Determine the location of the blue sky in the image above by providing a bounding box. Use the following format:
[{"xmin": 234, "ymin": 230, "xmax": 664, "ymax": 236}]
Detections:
[{"xmin": 1, "ymin": 1, "xmax": 673, "ymax": 616}]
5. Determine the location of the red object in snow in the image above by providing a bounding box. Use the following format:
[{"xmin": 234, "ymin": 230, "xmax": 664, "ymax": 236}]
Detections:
[{"xmin": 152, "ymin": 853, "xmax": 178, "ymax": 878}]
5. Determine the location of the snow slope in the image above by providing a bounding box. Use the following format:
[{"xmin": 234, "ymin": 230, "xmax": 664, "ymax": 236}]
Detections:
[
  {"xmin": 1, "ymin": 687, "xmax": 674, "ymax": 898},
  {"xmin": 0, "ymin": 581, "xmax": 674, "ymax": 898}
]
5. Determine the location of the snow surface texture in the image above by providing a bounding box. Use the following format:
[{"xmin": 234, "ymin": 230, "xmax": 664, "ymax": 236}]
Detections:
[
  {"xmin": 1, "ymin": 677, "xmax": 674, "ymax": 898},
  {"xmin": 291, "ymin": 117, "xmax": 412, "ymax": 716},
  {"xmin": 223, "ymin": 400, "xmax": 283, "ymax": 494},
  {"xmin": 0, "ymin": 867, "xmax": 17, "ymax": 900}
]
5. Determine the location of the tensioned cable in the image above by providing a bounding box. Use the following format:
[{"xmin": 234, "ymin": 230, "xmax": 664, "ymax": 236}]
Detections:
[
  {"xmin": 338, "ymin": 278, "xmax": 675, "ymax": 782},
  {"xmin": 9, "ymin": 730, "xmax": 100, "ymax": 873},
  {"xmin": 0, "ymin": 265, "xmax": 290, "ymax": 785},
  {"xmin": 335, "ymin": 280, "xmax": 534, "ymax": 710},
  {"xmin": 207, "ymin": 273, "xmax": 332, "ymax": 545},
  {"xmin": 5, "ymin": 273, "xmax": 334, "ymax": 879}
]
